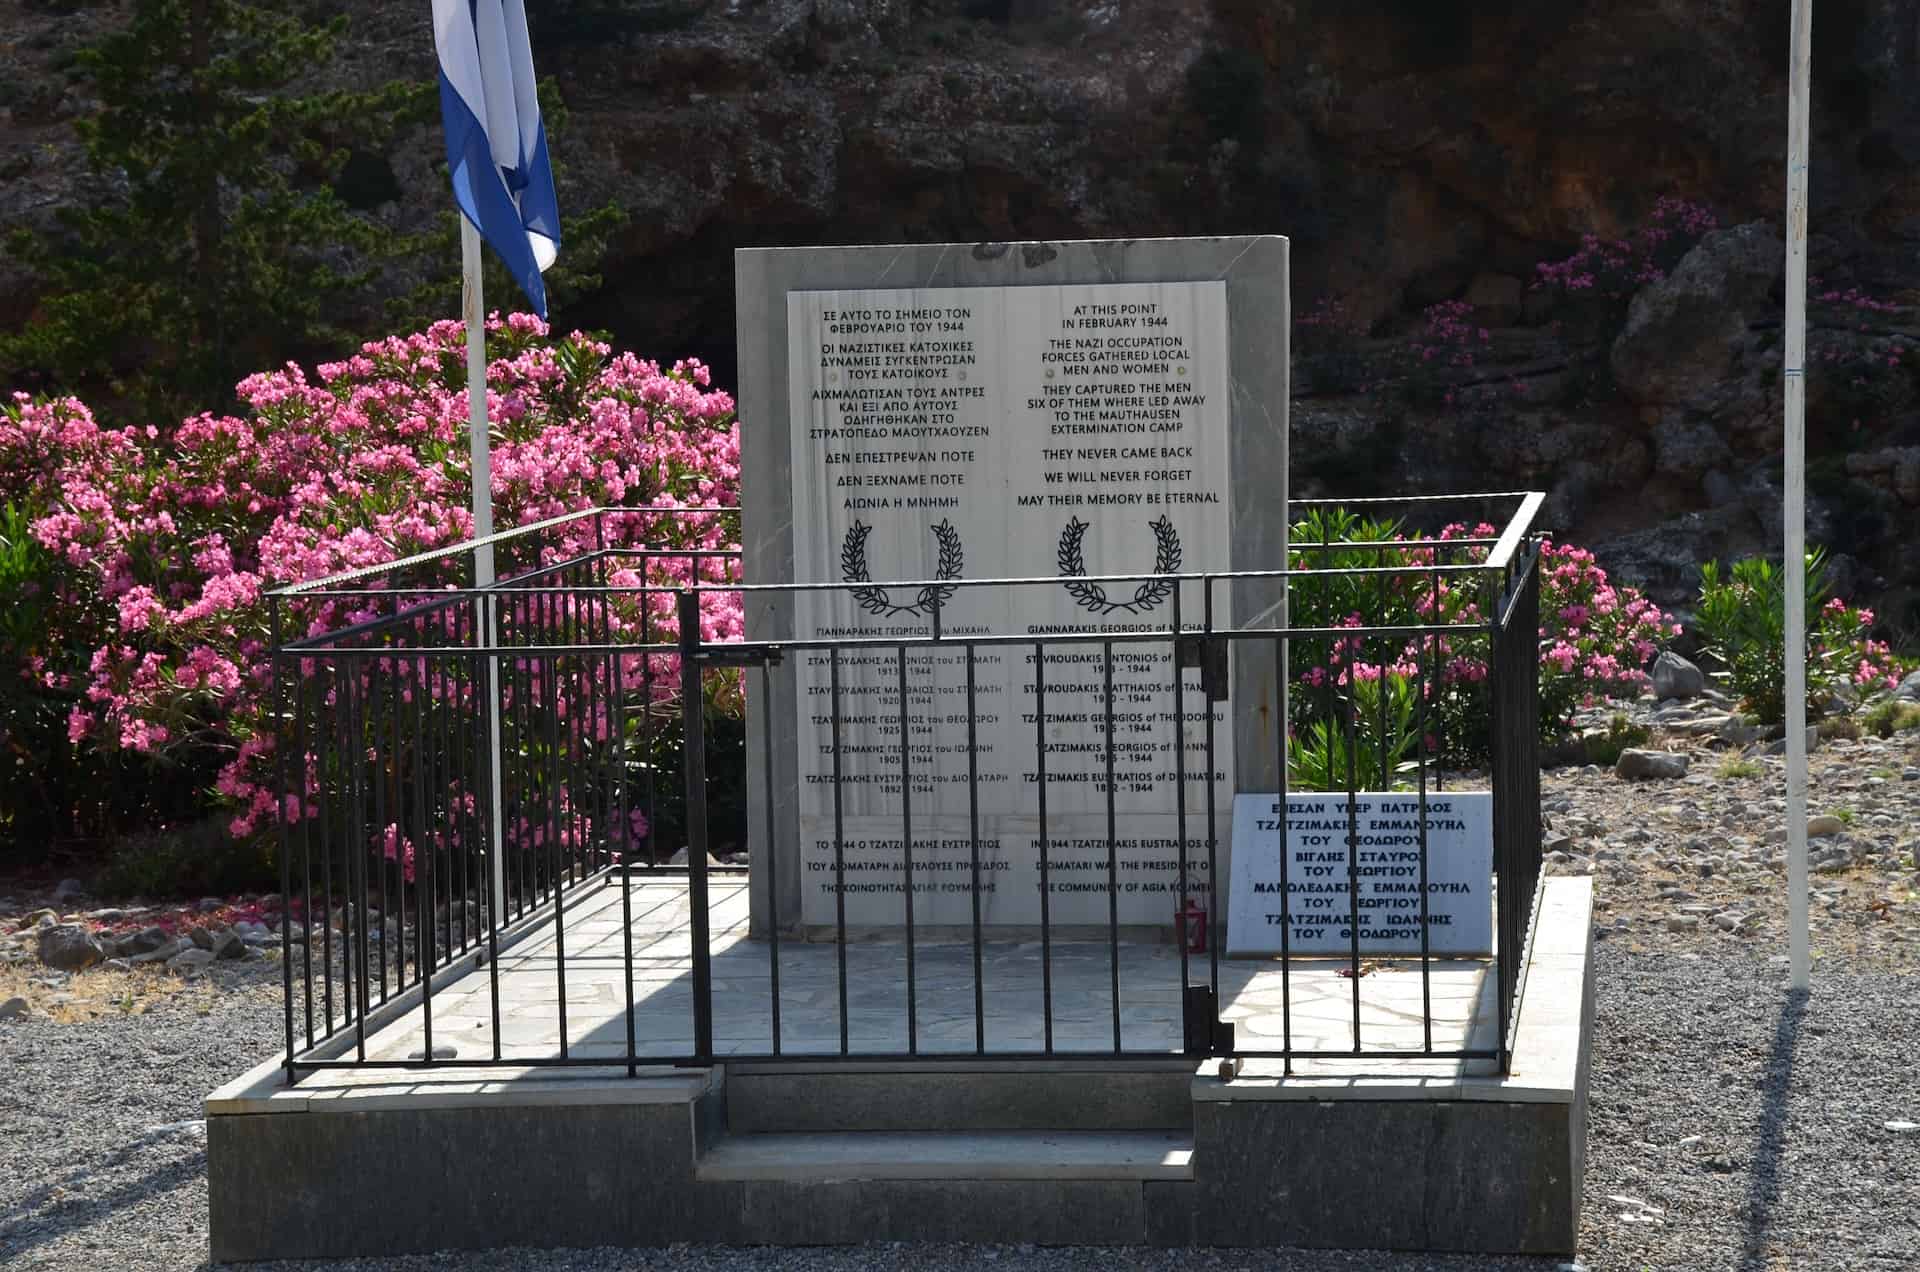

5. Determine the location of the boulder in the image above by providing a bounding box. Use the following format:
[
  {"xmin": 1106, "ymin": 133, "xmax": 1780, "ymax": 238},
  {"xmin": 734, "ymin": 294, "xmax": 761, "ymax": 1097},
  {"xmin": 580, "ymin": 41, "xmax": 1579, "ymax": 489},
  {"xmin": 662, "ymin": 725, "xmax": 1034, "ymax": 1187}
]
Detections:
[
  {"xmin": 1611, "ymin": 222, "xmax": 1784, "ymax": 408},
  {"xmin": 212, "ymin": 928, "xmax": 247, "ymax": 960},
  {"xmin": 167, "ymin": 947, "xmax": 216, "ymax": 974},
  {"xmin": 113, "ymin": 925, "xmax": 172, "ymax": 958},
  {"xmin": 0, "ymin": 996, "xmax": 29, "ymax": 1021},
  {"xmin": 1807, "ymin": 815, "xmax": 1846, "ymax": 838},
  {"xmin": 1894, "ymin": 670, "xmax": 1920, "ymax": 703},
  {"xmin": 1616, "ymin": 749, "xmax": 1691, "ymax": 780},
  {"xmin": 37, "ymin": 923, "xmax": 105, "ymax": 971},
  {"xmin": 1651, "ymin": 651, "xmax": 1707, "ymax": 700},
  {"xmin": 128, "ymin": 938, "xmax": 185, "ymax": 965}
]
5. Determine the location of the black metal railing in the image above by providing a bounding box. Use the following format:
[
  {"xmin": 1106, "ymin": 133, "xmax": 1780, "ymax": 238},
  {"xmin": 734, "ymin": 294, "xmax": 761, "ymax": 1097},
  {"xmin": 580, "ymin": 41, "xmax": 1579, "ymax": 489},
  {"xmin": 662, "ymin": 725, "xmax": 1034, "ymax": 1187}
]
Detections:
[{"xmin": 268, "ymin": 495, "xmax": 1547, "ymax": 1078}]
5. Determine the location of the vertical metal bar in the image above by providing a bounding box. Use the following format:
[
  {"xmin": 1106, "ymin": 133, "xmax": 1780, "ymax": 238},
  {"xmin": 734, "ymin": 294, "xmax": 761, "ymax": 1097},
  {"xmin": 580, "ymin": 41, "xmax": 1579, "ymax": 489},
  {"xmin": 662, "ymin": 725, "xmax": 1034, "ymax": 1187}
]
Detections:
[
  {"xmin": 544, "ymin": 589, "xmax": 562, "ymax": 906},
  {"xmin": 372, "ymin": 647, "xmax": 390, "ymax": 1002},
  {"xmin": 346, "ymin": 667, "xmax": 370, "ymax": 1061},
  {"xmin": 481, "ymin": 598, "xmax": 503, "ymax": 1062},
  {"xmin": 443, "ymin": 616, "xmax": 463, "ymax": 957},
  {"xmin": 898, "ymin": 643, "xmax": 917, "ymax": 1054},
  {"xmin": 641, "ymin": 599, "xmax": 657, "ymax": 866},
  {"xmin": 1430, "ymin": 561, "xmax": 1445, "ymax": 791},
  {"xmin": 1033, "ymin": 639, "xmax": 1052, "ymax": 1054},
  {"xmin": 415, "ymin": 653, "xmax": 435, "ymax": 1061},
  {"xmin": 1418, "ymin": 563, "xmax": 1436, "ymax": 1054},
  {"xmin": 1203, "ymin": 582, "xmax": 1220, "ymax": 1001},
  {"xmin": 1376, "ymin": 549, "xmax": 1390, "ymax": 797},
  {"xmin": 678, "ymin": 589, "xmax": 715, "ymax": 1062},
  {"xmin": 319, "ymin": 657, "xmax": 339, "ymax": 1038},
  {"xmin": 595, "ymin": 584, "xmax": 615, "ymax": 881},
  {"xmin": 1104, "ymin": 638, "xmax": 1121, "ymax": 1054},
  {"xmin": 761, "ymin": 660, "xmax": 782, "ymax": 1056},
  {"xmin": 547, "ymin": 642, "xmax": 571, "ymax": 1061},
  {"xmin": 612, "ymin": 614, "xmax": 637, "ymax": 1074},
  {"xmin": 271, "ymin": 598, "xmax": 295, "ymax": 1076},
  {"xmin": 1784, "ymin": 0, "xmax": 1813, "ymax": 993},
  {"xmin": 1492, "ymin": 571, "xmax": 1509, "ymax": 1069},
  {"xmin": 455, "ymin": 607, "xmax": 474, "ymax": 954},
  {"xmin": 303, "ymin": 656, "xmax": 319, "ymax": 1047},
  {"xmin": 1171, "ymin": 589, "xmax": 1190, "ymax": 996},
  {"xmin": 965, "ymin": 644, "xmax": 984, "ymax": 1055},
  {"xmin": 1273, "ymin": 634, "xmax": 1292, "ymax": 1073},
  {"xmin": 506, "ymin": 600, "xmax": 526, "ymax": 921},
  {"xmin": 1344, "ymin": 620, "xmax": 1362, "ymax": 1056},
  {"xmin": 830, "ymin": 648, "xmax": 849, "ymax": 1056}
]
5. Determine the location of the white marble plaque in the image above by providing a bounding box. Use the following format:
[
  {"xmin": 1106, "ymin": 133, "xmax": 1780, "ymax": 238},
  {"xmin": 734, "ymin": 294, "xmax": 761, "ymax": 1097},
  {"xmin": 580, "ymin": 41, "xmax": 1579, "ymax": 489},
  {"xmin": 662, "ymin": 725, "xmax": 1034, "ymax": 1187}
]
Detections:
[
  {"xmin": 1224, "ymin": 792, "xmax": 1492, "ymax": 956},
  {"xmin": 786, "ymin": 281, "xmax": 1236, "ymax": 927}
]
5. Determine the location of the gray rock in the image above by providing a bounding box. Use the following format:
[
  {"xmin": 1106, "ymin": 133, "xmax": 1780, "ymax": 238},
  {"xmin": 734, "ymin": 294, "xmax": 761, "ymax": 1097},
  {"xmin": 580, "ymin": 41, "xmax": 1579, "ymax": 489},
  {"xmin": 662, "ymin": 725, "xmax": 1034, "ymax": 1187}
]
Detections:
[
  {"xmin": 1666, "ymin": 915, "xmax": 1701, "ymax": 933},
  {"xmin": 103, "ymin": 958, "xmax": 130, "ymax": 972},
  {"xmin": 52, "ymin": 878, "xmax": 86, "ymax": 901},
  {"xmin": 196, "ymin": 897, "xmax": 225, "ymax": 912},
  {"xmin": 1651, "ymin": 651, "xmax": 1707, "ymax": 700},
  {"xmin": 166, "ymin": 947, "xmax": 216, "ymax": 974},
  {"xmin": 1808, "ymin": 815, "xmax": 1847, "ymax": 838},
  {"xmin": 1892, "ymin": 670, "xmax": 1920, "ymax": 702},
  {"xmin": 37, "ymin": 923, "xmax": 106, "ymax": 971},
  {"xmin": 113, "ymin": 925, "xmax": 171, "ymax": 958},
  {"xmin": 0, "ymin": 995, "xmax": 29, "ymax": 1020},
  {"xmin": 127, "ymin": 938, "xmax": 184, "ymax": 965},
  {"xmin": 1710, "ymin": 911, "xmax": 1746, "ymax": 932},
  {"xmin": 1763, "ymin": 727, "xmax": 1820, "ymax": 756},
  {"xmin": 1611, "ymin": 221, "xmax": 1785, "ymax": 408},
  {"xmin": 1616, "ymin": 749, "xmax": 1691, "ymax": 780},
  {"xmin": 212, "ymin": 928, "xmax": 247, "ymax": 960},
  {"xmin": 188, "ymin": 925, "xmax": 214, "ymax": 951}
]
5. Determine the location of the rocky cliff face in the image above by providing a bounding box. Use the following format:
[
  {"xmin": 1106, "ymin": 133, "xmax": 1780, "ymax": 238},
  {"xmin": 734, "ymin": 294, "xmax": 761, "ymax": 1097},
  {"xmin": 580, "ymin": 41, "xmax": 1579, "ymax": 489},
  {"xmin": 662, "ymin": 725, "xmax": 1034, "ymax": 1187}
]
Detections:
[{"xmin": 6, "ymin": 0, "xmax": 1920, "ymax": 625}]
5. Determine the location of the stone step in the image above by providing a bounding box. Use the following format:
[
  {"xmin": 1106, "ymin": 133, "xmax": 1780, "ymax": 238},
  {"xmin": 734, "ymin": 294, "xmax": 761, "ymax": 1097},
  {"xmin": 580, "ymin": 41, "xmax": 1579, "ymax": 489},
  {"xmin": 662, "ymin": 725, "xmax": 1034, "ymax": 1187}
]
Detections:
[
  {"xmin": 695, "ymin": 1129, "xmax": 1195, "ymax": 1182},
  {"xmin": 721, "ymin": 1061, "xmax": 1195, "ymax": 1132}
]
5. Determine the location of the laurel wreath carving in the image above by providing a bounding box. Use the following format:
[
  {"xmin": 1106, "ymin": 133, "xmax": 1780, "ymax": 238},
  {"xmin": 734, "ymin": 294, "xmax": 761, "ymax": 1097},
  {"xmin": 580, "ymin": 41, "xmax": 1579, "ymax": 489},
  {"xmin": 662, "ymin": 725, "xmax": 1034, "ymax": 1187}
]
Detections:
[
  {"xmin": 840, "ymin": 519, "xmax": 965, "ymax": 618},
  {"xmin": 1057, "ymin": 515, "xmax": 1182, "ymax": 615}
]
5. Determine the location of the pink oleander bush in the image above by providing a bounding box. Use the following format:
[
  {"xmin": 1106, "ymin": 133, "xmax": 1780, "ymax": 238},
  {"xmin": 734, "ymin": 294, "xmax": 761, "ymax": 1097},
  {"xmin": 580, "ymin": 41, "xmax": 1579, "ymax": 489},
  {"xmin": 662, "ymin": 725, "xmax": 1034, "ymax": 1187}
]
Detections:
[
  {"xmin": 1694, "ymin": 551, "xmax": 1915, "ymax": 727},
  {"xmin": 0, "ymin": 314, "xmax": 741, "ymax": 860},
  {"xmin": 1533, "ymin": 196, "xmax": 1720, "ymax": 300},
  {"xmin": 1286, "ymin": 509, "xmax": 1676, "ymax": 785}
]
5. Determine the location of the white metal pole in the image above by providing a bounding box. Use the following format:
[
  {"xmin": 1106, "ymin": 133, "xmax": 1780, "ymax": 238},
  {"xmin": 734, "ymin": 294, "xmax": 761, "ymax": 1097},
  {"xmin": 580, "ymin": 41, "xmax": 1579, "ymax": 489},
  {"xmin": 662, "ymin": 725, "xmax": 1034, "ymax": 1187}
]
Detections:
[
  {"xmin": 1784, "ymin": 0, "xmax": 1812, "ymax": 992},
  {"xmin": 463, "ymin": 218, "xmax": 509, "ymax": 933}
]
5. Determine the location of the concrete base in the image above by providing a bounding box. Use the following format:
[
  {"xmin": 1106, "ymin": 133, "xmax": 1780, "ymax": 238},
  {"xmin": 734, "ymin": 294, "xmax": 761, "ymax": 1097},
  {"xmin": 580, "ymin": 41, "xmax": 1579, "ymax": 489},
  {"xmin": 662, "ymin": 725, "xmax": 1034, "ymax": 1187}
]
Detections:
[{"xmin": 206, "ymin": 879, "xmax": 1593, "ymax": 1261}]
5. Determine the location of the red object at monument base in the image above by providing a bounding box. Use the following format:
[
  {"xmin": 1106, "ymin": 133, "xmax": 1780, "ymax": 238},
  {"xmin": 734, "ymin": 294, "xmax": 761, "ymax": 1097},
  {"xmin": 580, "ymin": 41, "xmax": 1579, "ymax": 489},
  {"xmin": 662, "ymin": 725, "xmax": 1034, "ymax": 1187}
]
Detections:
[{"xmin": 1176, "ymin": 897, "xmax": 1208, "ymax": 954}]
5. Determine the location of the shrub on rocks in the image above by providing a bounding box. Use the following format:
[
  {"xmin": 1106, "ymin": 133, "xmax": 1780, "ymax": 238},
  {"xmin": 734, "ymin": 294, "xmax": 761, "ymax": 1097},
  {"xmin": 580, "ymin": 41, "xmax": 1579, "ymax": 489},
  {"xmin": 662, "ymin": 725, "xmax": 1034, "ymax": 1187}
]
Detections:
[
  {"xmin": 1288, "ymin": 507, "xmax": 1676, "ymax": 776},
  {"xmin": 1694, "ymin": 549, "xmax": 1913, "ymax": 726},
  {"xmin": 1, "ymin": 315, "xmax": 739, "ymax": 863}
]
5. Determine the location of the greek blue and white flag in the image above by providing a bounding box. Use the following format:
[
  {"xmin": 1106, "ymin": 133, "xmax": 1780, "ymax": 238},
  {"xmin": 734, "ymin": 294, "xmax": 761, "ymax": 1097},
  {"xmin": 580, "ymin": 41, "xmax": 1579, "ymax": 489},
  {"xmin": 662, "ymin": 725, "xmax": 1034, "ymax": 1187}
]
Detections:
[{"xmin": 433, "ymin": 0, "xmax": 560, "ymax": 317}]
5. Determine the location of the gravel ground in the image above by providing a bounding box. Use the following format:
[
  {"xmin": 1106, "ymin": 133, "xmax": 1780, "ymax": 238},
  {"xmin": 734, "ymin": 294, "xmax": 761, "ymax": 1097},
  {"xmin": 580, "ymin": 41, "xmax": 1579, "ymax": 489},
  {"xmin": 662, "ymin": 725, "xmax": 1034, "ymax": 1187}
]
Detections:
[{"xmin": 3, "ymin": 936, "xmax": 1915, "ymax": 1271}]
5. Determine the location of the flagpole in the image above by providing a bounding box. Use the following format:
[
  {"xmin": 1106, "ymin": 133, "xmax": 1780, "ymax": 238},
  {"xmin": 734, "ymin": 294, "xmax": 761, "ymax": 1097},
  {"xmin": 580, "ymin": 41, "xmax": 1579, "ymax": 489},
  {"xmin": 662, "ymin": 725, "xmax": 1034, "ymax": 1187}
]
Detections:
[
  {"xmin": 1784, "ymin": 0, "xmax": 1812, "ymax": 992},
  {"xmin": 463, "ymin": 217, "xmax": 509, "ymax": 935}
]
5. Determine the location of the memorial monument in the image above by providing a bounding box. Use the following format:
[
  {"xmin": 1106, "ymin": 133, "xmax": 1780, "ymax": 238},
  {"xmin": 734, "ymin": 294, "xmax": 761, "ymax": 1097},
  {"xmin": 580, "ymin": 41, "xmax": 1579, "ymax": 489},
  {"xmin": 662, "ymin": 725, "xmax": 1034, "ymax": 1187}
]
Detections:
[{"xmin": 738, "ymin": 237, "xmax": 1290, "ymax": 935}]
